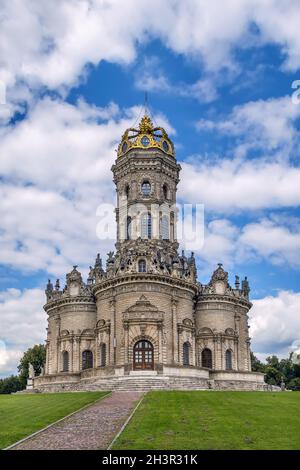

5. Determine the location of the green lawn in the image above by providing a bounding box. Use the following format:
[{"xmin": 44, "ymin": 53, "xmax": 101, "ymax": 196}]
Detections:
[
  {"xmin": 113, "ymin": 391, "xmax": 300, "ymax": 450},
  {"xmin": 0, "ymin": 391, "xmax": 107, "ymax": 449}
]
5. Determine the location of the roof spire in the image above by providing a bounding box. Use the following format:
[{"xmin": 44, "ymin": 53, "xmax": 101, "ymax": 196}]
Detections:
[{"xmin": 144, "ymin": 91, "xmax": 149, "ymax": 115}]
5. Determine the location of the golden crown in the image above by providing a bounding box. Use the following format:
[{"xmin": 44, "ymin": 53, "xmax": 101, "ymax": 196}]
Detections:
[{"xmin": 117, "ymin": 115, "xmax": 175, "ymax": 158}]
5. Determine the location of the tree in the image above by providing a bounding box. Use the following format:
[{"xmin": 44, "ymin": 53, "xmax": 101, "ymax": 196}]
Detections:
[
  {"xmin": 250, "ymin": 351, "xmax": 266, "ymax": 373},
  {"xmin": 287, "ymin": 377, "xmax": 300, "ymax": 391},
  {"xmin": 266, "ymin": 355, "xmax": 280, "ymax": 369},
  {"xmin": 18, "ymin": 344, "xmax": 46, "ymax": 388},
  {"xmin": 0, "ymin": 375, "xmax": 23, "ymax": 394},
  {"xmin": 264, "ymin": 365, "xmax": 282, "ymax": 386}
]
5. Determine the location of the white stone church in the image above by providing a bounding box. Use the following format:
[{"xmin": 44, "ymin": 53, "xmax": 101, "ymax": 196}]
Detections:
[{"xmin": 34, "ymin": 114, "xmax": 266, "ymax": 391}]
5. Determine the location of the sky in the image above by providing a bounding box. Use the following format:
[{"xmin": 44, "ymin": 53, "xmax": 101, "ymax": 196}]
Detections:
[{"xmin": 0, "ymin": 0, "xmax": 300, "ymax": 376}]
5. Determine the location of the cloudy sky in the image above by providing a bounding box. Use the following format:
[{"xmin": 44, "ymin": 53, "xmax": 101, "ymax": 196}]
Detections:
[{"xmin": 1, "ymin": 0, "xmax": 300, "ymax": 376}]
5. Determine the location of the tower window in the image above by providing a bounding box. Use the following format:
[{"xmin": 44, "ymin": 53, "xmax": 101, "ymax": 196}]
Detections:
[
  {"xmin": 126, "ymin": 216, "xmax": 132, "ymax": 240},
  {"xmin": 138, "ymin": 259, "xmax": 146, "ymax": 273},
  {"xmin": 225, "ymin": 349, "xmax": 232, "ymax": 370},
  {"xmin": 163, "ymin": 183, "xmax": 168, "ymax": 200},
  {"xmin": 141, "ymin": 136, "xmax": 150, "ymax": 147},
  {"xmin": 141, "ymin": 181, "xmax": 151, "ymax": 196},
  {"xmin": 141, "ymin": 212, "xmax": 152, "ymax": 239},
  {"xmin": 162, "ymin": 140, "xmax": 169, "ymax": 152},
  {"xmin": 160, "ymin": 215, "xmax": 169, "ymax": 240},
  {"xmin": 125, "ymin": 184, "xmax": 130, "ymax": 199}
]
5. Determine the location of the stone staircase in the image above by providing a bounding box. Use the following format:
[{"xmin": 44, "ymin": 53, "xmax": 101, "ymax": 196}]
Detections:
[{"xmin": 79, "ymin": 375, "xmax": 209, "ymax": 391}]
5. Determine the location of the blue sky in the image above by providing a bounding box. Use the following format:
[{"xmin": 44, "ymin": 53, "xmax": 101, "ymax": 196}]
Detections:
[{"xmin": 1, "ymin": 0, "xmax": 300, "ymax": 376}]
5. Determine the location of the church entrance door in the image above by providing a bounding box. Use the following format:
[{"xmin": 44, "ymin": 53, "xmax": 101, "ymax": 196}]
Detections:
[{"xmin": 133, "ymin": 340, "xmax": 154, "ymax": 370}]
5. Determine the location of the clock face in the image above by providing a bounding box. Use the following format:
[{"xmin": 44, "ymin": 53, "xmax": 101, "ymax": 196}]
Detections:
[
  {"xmin": 141, "ymin": 135, "xmax": 150, "ymax": 147},
  {"xmin": 163, "ymin": 140, "xmax": 169, "ymax": 152}
]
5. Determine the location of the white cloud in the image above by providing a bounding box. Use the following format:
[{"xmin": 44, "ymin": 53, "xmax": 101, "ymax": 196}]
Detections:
[
  {"xmin": 1, "ymin": 0, "xmax": 300, "ymax": 115},
  {"xmin": 196, "ymin": 96, "xmax": 300, "ymax": 155},
  {"xmin": 250, "ymin": 290, "xmax": 300, "ymax": 358},
  {"xmin": 135, "ymin": 57, "xmax": 218, "ymax": 103},
  {"xmin": 180, "ymin": 158, "xmax": 300, "ymax": 212},
  {"xmin": 191, "ymin": 216, "xmax": 300, "ymax": 274},
  {"xmin": 240, "ymin": 218, "xmax": 300, "ymax": 268},
  {"xmin": 0, "ymin": 288, "xmax": 46, "ymax": 376}
]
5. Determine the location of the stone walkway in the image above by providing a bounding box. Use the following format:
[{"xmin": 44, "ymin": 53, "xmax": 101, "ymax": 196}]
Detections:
[{"xmin": 12, "ymin": 392, "xmax": 142, "ymax": 450}]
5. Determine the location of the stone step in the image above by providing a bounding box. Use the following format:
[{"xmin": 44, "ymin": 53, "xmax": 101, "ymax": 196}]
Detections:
[{"xmin": 77, "ymin": 375, "xmax": 209, "ymax": 391}]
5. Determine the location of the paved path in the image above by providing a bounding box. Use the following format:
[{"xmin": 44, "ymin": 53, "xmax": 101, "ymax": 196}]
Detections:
[{"xmin": 13, "ymin": 392, "xmax": 142, "ymax": 450}]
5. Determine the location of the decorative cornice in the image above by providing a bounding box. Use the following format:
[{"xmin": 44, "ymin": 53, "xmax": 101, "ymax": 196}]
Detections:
[
  {"xmin": 44, "ymin": 296, "xmax": 96, "ymax": 314},
  {"xmin": 197, "ymin": 293, "xmax": 252, "ymax": 309},
  {"xmin": 92, "ymin": 272, "xmax": 198, "ymax": 296}
]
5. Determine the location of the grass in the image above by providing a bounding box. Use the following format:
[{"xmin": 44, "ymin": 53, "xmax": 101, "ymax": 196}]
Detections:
[
  {"xmin": 0, "ymin": 391, "xmax": 107, "ymax": 449},
  {"xmin": 113, "ymin": 391, "xmax": 300, "ymax": 450}
]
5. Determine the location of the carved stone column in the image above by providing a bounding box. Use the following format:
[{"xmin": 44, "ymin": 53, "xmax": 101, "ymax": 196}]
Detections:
[
  {"xmin": 172, "ymin": 298, "xmax": 178, "ymax": 364},
  {"xmin": 110, "ymin": 296, "xmax": 116, "ymax": 364},
  {"xmin": 73, "ymin": 337, "xmax": 80, "ymax": 372},
  {"xmin": 157, "ymin": 322, "xmax": 163, "ymax": 363},
  {"xmin": 124, "ymin": 321, "xmax": 129, "ymax": 364},
  {"xmin": 70, "ymin": 336, "xmax": 74, "ymax": 372},
  {"xmin": 177, "ymin": 324, "xmax": 183, "ymax": 364}
]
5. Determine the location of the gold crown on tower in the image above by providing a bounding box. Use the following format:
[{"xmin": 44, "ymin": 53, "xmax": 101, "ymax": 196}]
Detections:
[{"xmin": 117, "ymin": 114, "xmax": 175, "ymax": 158}]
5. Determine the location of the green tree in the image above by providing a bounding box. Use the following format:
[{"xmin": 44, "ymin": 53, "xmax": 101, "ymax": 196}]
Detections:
[
  {"xmin": 278, "ymin": 358, "xmax": 294, "ymax": 383},
  {"xmin": 0, "ymin": 375, "xmax": 23, "ymax": 394},
  {"xmin": 266, "ymin": 355, "xmax": 280, "ymax": 369},
  {"xmin": 287, "ymin": 377, "xmax": 300, "ymax": 391},
  {"xmin": 250, "ymin": 351, "xmax": 266, "ymax": 373},
  {"xmin": 18, "ymin": 344, "xmax": 46, "ymax": 388},
  {"xmin": 264, "ymin": 365, "xmax": 282, "ymax": 386}
]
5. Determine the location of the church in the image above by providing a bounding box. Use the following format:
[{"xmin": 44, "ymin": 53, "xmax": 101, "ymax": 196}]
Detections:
[{"xmin": 34, "ymin": 114, "xmax": 266, "ymax": 391}]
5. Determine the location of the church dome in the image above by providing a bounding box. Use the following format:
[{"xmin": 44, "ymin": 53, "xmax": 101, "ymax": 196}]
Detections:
[{"xmin": 117, "ymin": 114, "xmax": 175, "ymax": 158}]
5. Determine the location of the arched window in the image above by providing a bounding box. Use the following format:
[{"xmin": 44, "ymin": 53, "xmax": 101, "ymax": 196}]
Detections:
[
  {"xmin": 126, "ymin": 216, "xmax": 132, "ymax": 240},
  {"xmin": 62, "ymin": 351, "xmax": 69, "ymax": 372},
  {"xmin": 201, "ymin": 348, "xmax": 212, "ymax": 369},
  {"xmin": 141, "ymin": 212, "xmax": 152, "ymax": 239},
  {"xmin": 125, "ymin": 184, "xmax": 130, "ymax": 200},
  {"xmin": 141, "ymin": 181, "xmax": 151, "ymax": 196},
  {"xmin": 160, "ymin": 215, "xmax": 169, "ymax": 240},
  {"xmin": 225, "ymin": 349, "xmax": 232, "ymax": 370},
  {"xmin": 138, "ymin": 259, "xmax": 146, "ymax": 273},
  {"xmin": 183, "ymin": 342, "xmax": 190, "ymax": 366},
  {"xmin": 100, "ymin": 343, "xmax": 106, "ymax": 367},
  {"xmin": 163, "ymin": 183, "xmax": 168, "ymax": 200},
  {"xmin": 82, "ymin": 350, "xmax": 93, "ymax": 370},
  {"xmin": 170, "ymin": 211, "xmax": 175, "ymax": 241}
]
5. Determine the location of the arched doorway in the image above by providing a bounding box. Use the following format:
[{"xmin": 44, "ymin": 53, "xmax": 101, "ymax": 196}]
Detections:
[{"xmin": 133, "ymin": 340, "xmax": 154, "ymax": 370}]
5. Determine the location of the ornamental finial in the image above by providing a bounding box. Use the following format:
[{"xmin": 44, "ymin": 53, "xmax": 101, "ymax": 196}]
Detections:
[{"xmin": 139, "ymin": 115, "xmax": 153, "ymax": 133}]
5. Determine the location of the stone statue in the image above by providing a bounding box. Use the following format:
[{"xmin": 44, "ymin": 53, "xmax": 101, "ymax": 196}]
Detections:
[{"xmin": 28, "ymin": 363, "xmax": 35, "ymax": 378}]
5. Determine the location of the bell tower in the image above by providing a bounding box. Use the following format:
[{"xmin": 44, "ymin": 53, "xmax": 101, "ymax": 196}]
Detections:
[{"xmin": 111, "ymin": 114, "xmax": 186, "ymax": 275}]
